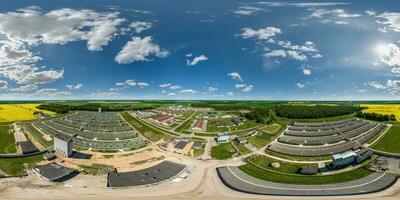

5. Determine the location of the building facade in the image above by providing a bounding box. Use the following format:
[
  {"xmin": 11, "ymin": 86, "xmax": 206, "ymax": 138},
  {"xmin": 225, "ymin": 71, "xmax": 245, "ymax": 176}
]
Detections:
[{"xmin": 53, "ymin": 134, "xmax": 73, "ymax": 158}]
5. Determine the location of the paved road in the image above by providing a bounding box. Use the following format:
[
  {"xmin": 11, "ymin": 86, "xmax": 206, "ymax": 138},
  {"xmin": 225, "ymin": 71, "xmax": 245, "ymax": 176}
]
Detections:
[{"xmin": 217, "ymin": 166, "xmax": 398, "ymax": 196}]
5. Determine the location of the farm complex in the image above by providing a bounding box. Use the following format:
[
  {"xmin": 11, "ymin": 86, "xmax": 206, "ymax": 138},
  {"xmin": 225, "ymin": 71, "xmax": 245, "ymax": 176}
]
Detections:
[{"xmin": 1, "ymin": 101, "xmax": 400, "ymax": 199}]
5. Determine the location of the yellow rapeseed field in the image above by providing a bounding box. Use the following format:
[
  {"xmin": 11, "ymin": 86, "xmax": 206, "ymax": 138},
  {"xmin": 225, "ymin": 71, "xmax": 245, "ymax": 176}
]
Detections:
[
  {"xmin": 0, "ymin": 104, "xmax": 55, "ymax": 122},
  {"xmin": 360, "ymin": 104, "xmax": 400, "ymax": 121}
]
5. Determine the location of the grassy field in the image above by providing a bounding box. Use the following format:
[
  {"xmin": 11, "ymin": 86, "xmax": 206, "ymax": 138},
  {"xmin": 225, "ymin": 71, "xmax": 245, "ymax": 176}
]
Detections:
[
  {"xmin": 0, "ymin": 123, "xmax": 17, "ymax": 154},
  {"xmin": 175, "ymin": 112, "xmax": 198, "ymax": 133},
  {"xmin": 0, "ymin": 104, "xmax": 55, "ymax": 122},
  {"xmin": 257, "ymin": 123, "xmax": 283, "ymax": 134},
  {"xmin": 121, "ymin": 112, "xmax": 169, "ymax": 142},
  {"xmin": 371, "ymin": 126, "xmax": 400, "ymax": 153},
  {"xmin": 232, "ymin": 141, "xmax": 251, "ymax": 155},
  {"xmin": 0, "ymin": 154, "xmax": 44, "ymax": 176},
  {"xmin": 265, "ymin": 149, "xmax": 332, "ymax": 161},
  {"xmin": 211, "ymin": 143, "xmax": 236, "ymax": 160},
  {"xmin": 247, "ymin": 155, "xmax": 317, "ymax": 174},
  {"xmin": 361, "ymin": 104, "xmax": 400, "ymax": 121},
  {"xmin": 239, "ymin": 163, "xmax": 372, "ymax": 185},
  {"xmin": 20, "ymin": 123, "xmax": 52, "ymax": 147}
]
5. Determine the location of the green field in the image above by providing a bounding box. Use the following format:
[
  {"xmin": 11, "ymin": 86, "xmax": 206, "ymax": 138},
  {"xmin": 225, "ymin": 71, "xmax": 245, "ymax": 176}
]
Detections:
[
  {"xmin": 0, "ymin": 154, "xmax": 44, "ymax": 176},
  {"xmin": 247, "ymin": 155, "xmax": 317, "ymax": 174},
  {"xmin": 20, "ymin": 123, "xmax": 52, "ymax": 147},
  {"xmin": 175, "ymin": 112, "xmax": 198, "ymax": 133},
  {"xmin": 232, "ymin": 141, "xmax": 251, "ymax": 155},
  {"xmin": 239, "ymin": 163, "xmax": 372, "ymax": 185},
  {"xmin": 0, "ymin": 123, "xmax": 17, "ymax": 154},
  {"xmin": 121, "ymin": 112, "xmax": 169, "ymax": 142},
  {"xmin": 371, "ymin": 126, "xmax": 400, "ymax": 153},
  {"xmin": 265, "ymin": 149, "xmax": 332, "ymax": 161},
  {"xmin": 211, "ymin": 143, "xmax": 236, "ymax": 159}
]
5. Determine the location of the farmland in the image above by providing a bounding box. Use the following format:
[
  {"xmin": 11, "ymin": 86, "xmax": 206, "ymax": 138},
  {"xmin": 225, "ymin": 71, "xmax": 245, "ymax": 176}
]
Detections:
[
  {"xmin": 360, "ymin": 104, "xmax": 400, "ymax": 121},
  {"xmin": 0, "ymin": 104, "xmax": 55, "ymax": 122}
]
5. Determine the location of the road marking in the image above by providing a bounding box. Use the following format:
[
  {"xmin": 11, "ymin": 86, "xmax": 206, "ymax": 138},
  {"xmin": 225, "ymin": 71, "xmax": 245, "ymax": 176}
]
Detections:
[{"xmin": 226, "ymin": 166, "xmax": 386, "ymax": 191}]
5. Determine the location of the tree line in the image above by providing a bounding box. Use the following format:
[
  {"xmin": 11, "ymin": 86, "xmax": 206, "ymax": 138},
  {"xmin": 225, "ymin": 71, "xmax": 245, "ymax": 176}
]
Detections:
[
  {"xmin": 38, "ymin": 103, "xmax": 157, "ymax": 114},
  {"xmin": 356, "ymin": 112, "xmax": 396, "ymax": 122},
  {"xmin": 274, "ymin": 105, "xmax": 362, "ymax": 119}
]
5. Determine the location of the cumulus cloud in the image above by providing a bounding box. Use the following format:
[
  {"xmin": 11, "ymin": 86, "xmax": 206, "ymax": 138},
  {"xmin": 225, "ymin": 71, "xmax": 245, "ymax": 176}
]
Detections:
[
  {"xmin": 168, "ymin": 92, "xmax": 176, "ymax": 96},
  {"xmin": 10, "ymin": 84, "xmax": 37, "ymax": 92},
  {"xmin": 235, "ymin": 83, "xmax": 253, "ymax": 92},
  {"xmin": 374, "ymin": 12, "xmax": 400, "ymax": 32},
  {"xmin": 207, "ymin": 86, "xmax": 218, "ymax": 92},
  {"xmin": 278, "ymin": 41, "xmax": 318, "ymax": 52},
  {"xmin": 115, "ymin": 36, "xmax": 169, "ymax": 64},
  {"xmin": 187, "ymin": 54, "xmax": 208, "ymax": 66},
  {"xmin": 137, "ymin": 82, "xmax": 149, "ymax": 88},
  {"xmin": 159, "ymin": 83, "xmax": 171, "ymax": 88},
  {"xmin": 287, "ymin": 50, "xmax": 307, "ymax": 61},
  {"xmin": 0, "ymin": 80, "xmax": 7, "ymax": 90},
  {"xmin": 130, "ymin": 21, "xmax": 153, "ymax": 33},
  {"xmin": 367, "ymin": 80, "xmax": 400, "ymax": 94},
  {"xmin": 226, "ymin": 92, "xmax": 235, "ymax": 96},
  {"xmin": 264, "ymin": 49, "xmax": 286, "ymax": 58},
  {"xmin": 227, "ymin": 72, "xmax": 244, "ymax": 82},
  {"xmin": 309, "ymin": 9, "xmax": 361, "ymax": 18},
  {"xmin": 0, "ymin": 7, "xmax": 125, "ymax": 86},
  {"xmin": 0, "ymin": 7, "xmax": 125, "ymax": 51},
  {"xmin": 296, "ymin": 83, "xmax": 305, "ymax": 88},
  {"xmin": 65, "ymin": 83, "xmax": 83, "ymax": 90},
  {"xmin": 169, "ymin": 85, "xmax": 182, "ymax": 90},
  {"xmin": 302, "ymin": 69, "xmax": 312, "ymax": 75},
  {"xmin": 376, "ymin": 43, "xmax": 400, "ymax": 73},
  {"xmin": 240, "ymin": 27, "xmax": 281, "ymax": 41}
]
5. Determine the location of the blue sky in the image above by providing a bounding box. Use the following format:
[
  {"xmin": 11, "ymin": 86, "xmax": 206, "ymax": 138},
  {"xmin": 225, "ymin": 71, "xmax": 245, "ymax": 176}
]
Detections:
[{"xmin": 1, "ymin": 0, "xmax": 400, "ymax": 100}]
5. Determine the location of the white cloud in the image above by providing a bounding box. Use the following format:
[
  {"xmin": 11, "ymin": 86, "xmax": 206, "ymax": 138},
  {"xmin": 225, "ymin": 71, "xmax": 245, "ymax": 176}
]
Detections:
[
  {"xmin": 187, "ymin": 54, "xmax": 208, "ymax": 66},
  {"xmin": 365, "ymin": 10, "xmax": 376, "ymax": 16},
  {"xmin": 116, "ymin": 79, "xmax": 136, "ymax": 87},
  {"xmin": 65, "ymin": 83, "xmax": 83, "ymax": 90},
  {"xmin": 0, "ymin": 7, "xmax": 125, "ymax": 86},
  {"xmin": 264, "ymin": 49, "xmax": 286, "ymax": 58},
  {"xmin": 235, "ymin": 83, "xmax": 253, "ymax": 92},
  {"xmin": 10, "ymin": 84, "xmax": 37, "ymax": 92},
  {"xmin": 159, "ymin": 83, "xmax": 171, "ymax": 88},
  {"xmin": 287, "ymin": 50, "xmax": 307, "ymax": 61},
  {"xmin": 241, "ymin": 84, "xmax": 254, "ymax": 92},
  {"xmin": 130, "ymin": 21, "xmax": 152, "ymax": 33},
  {"xmin": 90, "ymin": 91, "xmax": 120, "ymax": 97},
  {"xmin": 296, "ymin": 83, "xmax": 305, "ymax": 88},
  {"xmin": 258, "ymin": 2, "xmax": 350, "ymax": 7},
  {"xmin": 137, "ymin": 82, "xmax": 149, "ymax": 88},
  {"xmin": 179, "ymin": 89, "xmax": 197, "ymax": 94},
  {"xmin": 226, "ymin": 92, "xmax": 235, "ymax": 96},
  {"xmin": 368, "ymin": 81, "xmax": 386, "ymax": 89},
  {"xmin": 234, "ymin": 6, "xmax": 264, "ymax": 16},
  {"xmin": 0, "ymin": 80, "xmax": 7, "ymax": 90},
  {"xmin": 0, "ymin": 7, "xmax": 124, "ymax": 51},
  {"xmin": 278, "ymin": 40, "xmax": 318, "ymax": 52},
  {"xmin": 227, "ymin": 72, "xmax": 244, "ymax": 82},
  {"xmin": 303, "ymin": 69, "xmax": 312, "ymax": 75},
  {"xmin": 375, "ymin": 12, "xmax": 400, "ymax": 32},
  {"xmin": 309, "ymin": 9, "xmax": 361, "ymax": 18},
  {"xmin": 391, "ymin": 67, "xmax": 400, "ymax": 75},
  {"xmin": 115, "ymin": 36, "xmax": 169, "ymax": 64},
  {"xmin": 168, "ymin": 92, "xmax": 176, "ymax": 96},
  {"xmin": 207, "ymin": 86, "xmax": 218, "ymax": 92},
  {"xmin": 357, "ymin": 89, "xmax": 367, "ymax": 93},
  {"xmin": 34, "ymin": 88, "xmax": 71, "ymax": 97},
  {"xmin": 240, "ymin": 27, "xmax": 281, "ymax": 40},
  {"xmin": 169, "ymin": 85, "xmax": 182, "ymax": 90},
  {"xmin": 376, "ymin": 43, "xmax": 400, "ymax": 67}
]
